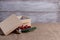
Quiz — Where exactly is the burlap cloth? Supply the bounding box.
[0,23,60,40]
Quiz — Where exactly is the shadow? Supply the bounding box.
[12,30,20,34]
[0,28,21,36]
[0,29,5,36]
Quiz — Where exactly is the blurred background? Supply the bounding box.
[0,0,60,23]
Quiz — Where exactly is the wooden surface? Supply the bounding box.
[0,1,59,23]
[0,23,60,40]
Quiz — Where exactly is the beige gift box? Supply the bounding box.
[17,16,31,27]
[0,14,31,35]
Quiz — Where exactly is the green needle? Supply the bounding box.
[21,27,36,33]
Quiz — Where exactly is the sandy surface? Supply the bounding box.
[0,23,60,40]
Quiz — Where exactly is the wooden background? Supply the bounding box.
[0,0,60,23]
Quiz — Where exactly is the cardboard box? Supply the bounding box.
[17,16,31,27]
[0,14,31,35]
[0,14,21,35]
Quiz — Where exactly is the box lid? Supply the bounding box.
[0,14,21,35]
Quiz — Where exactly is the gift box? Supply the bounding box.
[17,16,31,28]
[0,14,31,35]
[15,16,31,34]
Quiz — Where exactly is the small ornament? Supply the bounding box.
[16,27,22,34]
[27,26,31,28]
[20,25,25,30]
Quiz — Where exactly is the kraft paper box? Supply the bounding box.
[0,14,31,35]
[0,14,21,35]
[17,16,31,27]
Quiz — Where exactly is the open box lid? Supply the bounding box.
[0,14,21,35]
